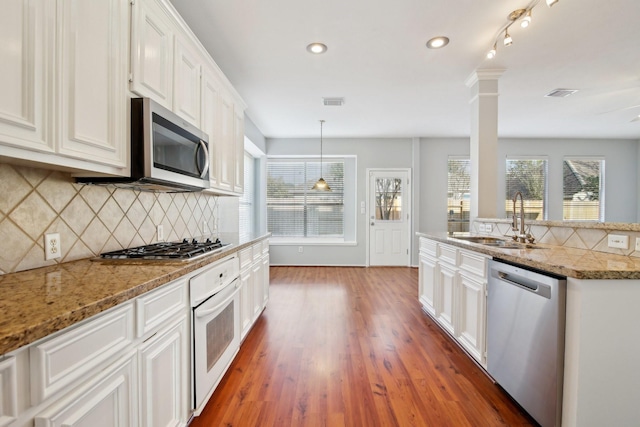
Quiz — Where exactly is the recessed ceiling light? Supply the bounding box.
[426,37,449,49]
[306,43,327,54]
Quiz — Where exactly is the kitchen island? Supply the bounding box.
[417,231,640,427]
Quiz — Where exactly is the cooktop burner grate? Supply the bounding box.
[101,238,229,260]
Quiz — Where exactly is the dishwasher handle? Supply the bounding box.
[495,270,552,299]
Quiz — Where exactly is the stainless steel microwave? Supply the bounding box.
[78,97,210,192]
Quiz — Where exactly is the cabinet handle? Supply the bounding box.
[198,139,210,179]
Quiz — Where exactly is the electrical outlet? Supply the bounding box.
[607,234,629,249]
[478,224,486,232]
[486,224,493,233]
[635,237,640,252]
[44,233,61,260]
[157,225,164,241]
[298,246,303,253]
[202,221,209,234]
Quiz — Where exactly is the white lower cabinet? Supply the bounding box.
[138,315,188,427]
[418,253,437,317]
[436,262,457,337]
[238,241,270,340]
[12,278,190,427]
[418,237,489,366]
[34,350,137,427]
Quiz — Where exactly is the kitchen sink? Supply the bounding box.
[451,235,546,250]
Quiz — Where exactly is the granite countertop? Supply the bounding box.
[0,233,270,356]
[417,232,640,280]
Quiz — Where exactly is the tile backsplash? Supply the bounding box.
[474,218,640,258]
[0,163,218,275]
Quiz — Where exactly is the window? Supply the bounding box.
[447,158,470,233]
[267,159,344,238]
[563,158,604,221]
[505,158,547,220]
[239,152,255,241]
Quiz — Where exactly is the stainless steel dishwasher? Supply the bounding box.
[487,259,566,427]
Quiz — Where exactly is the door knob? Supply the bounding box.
[370,222,375,226]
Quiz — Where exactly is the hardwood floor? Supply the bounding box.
[189,266,536,427]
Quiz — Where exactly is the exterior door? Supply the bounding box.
[368,169,410,266]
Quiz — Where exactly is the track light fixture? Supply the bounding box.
[486,0,560,60]
[503,29,513,46]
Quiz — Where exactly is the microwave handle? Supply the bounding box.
[198,139,210,179]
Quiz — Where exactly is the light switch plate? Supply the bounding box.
[608,234,629,249]
[635,237,640,252]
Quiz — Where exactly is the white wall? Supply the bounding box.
[267,137,413,266]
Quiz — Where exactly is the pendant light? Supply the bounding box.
[311,120,332,191]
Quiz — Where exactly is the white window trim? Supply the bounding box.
[267,155,357,244]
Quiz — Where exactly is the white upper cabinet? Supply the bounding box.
[201,67,221,189]
[173,36,201,126]
[130,0,174,109]
[0,0,52,153]
[233,108,245,194]
[0,0,128,174]
[56,0,128,167]
[217,92,235,192]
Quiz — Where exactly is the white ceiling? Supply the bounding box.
[170,0,640,140]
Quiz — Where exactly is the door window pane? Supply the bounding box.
[505,159,547,220]
[374,178,403,221]
[563,159,604,221]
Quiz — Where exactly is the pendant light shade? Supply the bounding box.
[312,120,332,191]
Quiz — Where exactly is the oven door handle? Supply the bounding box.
[195,282,240,318]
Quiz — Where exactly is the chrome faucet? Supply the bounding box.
[511,191,534,244]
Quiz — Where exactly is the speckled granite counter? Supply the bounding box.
[417,232,640,280]
[0,234,270,356]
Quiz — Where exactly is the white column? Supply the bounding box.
[465,69,505,223]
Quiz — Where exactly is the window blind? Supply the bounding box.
[267,159,344,238]
[562,159,604,221]
[505,159,547,220]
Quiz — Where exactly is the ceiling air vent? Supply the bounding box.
[545,88,578,98]
[323,97,344,106]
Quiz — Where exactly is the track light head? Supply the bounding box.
[503,30,513,47]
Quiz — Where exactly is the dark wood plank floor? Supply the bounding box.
[190,266,536,427]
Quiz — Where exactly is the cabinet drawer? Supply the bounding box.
[438,243,457,265]
[252,243,262,262]
[239,247,253,269]
[419,238,437,257]
[136,278,187,337]
[30,303,134,405]
[458,249,488,277]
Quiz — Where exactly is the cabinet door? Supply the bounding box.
[233,108,244,194]
[201,67,220,188]
[436,262,457,336]
[239,267,253,339]
[34,351,137,427]
[457,272,486,365]
[261,254,269,307]
[0,0,53,153]
[418,253,437,317]
[138,315,188,427]
[173,36,201,126]
[131,0,174,108]
[217,93,235,192]
[0,356,17,427]
[56,0,127,168]
[252,261,264,321]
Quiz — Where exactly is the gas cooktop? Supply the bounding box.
[100,238,230,261]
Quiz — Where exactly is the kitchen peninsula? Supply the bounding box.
[418,228,640,427]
